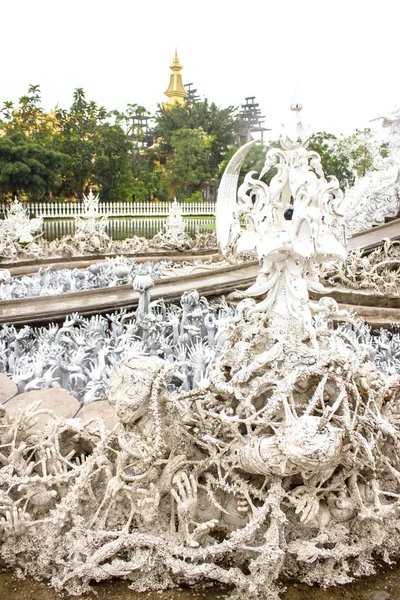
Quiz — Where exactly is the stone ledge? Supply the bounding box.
[4,388,80,432]
[75,400,117,431]
[0,374,18,404]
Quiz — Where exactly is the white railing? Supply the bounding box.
[0,201,216,218]
[43,217,215,241]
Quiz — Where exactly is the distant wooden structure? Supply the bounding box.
[237,96,270,144]
[184,83,201,104]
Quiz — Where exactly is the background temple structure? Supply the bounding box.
[162,50,187,110]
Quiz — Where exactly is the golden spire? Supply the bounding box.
[163,50,187,110]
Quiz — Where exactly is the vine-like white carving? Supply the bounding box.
[1,107,400,600]
[345,108,400,234]
[0,197,43,253]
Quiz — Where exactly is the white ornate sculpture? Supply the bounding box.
[166,197,186,236]
[345,107,400,234]
[320,238,400,296]
[2,107,400,600]
[0,197,43,251]
[0,256,171,300]
[151,199,193,251]
[0,210,216,263]
[217,102,347,343]
[0,293,234,402]
[75,189,110,242]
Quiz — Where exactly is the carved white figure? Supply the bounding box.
[0,197,43,245]
[345,107,400,234]
[165,198,186,237]
[75,189,110,242]
[2,107,400,600]
[320,238,400,296]
[151,199,193,250]
[217,103,347,341]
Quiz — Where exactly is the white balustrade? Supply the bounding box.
[0,201,216,219]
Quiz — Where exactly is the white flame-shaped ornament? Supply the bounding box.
[216,104,347,341]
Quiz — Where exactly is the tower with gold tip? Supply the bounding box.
[162,50,187,110]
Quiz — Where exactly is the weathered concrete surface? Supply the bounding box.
[4,388,80,432]
[75,400,117,430]
[348,217,400,250]
[0,374,18,404]
[310,288,400,327]
[0,261,260,325]
[337,302,400,327]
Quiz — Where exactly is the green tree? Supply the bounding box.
[0,133,66,199]
[308,132,355,188]
[132,151,169,202]
[0,85,57,145]
[55,88,108,198]
[55,89,138,201]
[111,104,152,147]
[165,128,214,198]
[92,123,134,201]
[338,127,386,178]
[154,99,237,176]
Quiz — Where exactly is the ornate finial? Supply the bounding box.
[290,100,303,112]
[164,50,187,109]
[290,87,303,113]
[170,49,183,70]
[280,100,310,150]
[217,106,346,338]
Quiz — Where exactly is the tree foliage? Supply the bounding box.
[55,88,108,198]
[0,133,66,199]
[309,129,388,188]
[308,132,355,188]
[0,85,57,146]
[166,128,214,197]
[92,123,134,202]
[154,100,237,176]
[53,89,134,200]
[0,85,393,203]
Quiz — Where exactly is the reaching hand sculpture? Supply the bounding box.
[2,107,400,600]
[217,103,347,342]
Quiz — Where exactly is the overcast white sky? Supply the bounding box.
[1,0,399,140]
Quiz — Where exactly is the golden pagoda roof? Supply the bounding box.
[163,50,187,109]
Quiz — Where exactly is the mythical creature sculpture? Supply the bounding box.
[344,107,400,234]
[1,298,400,598]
